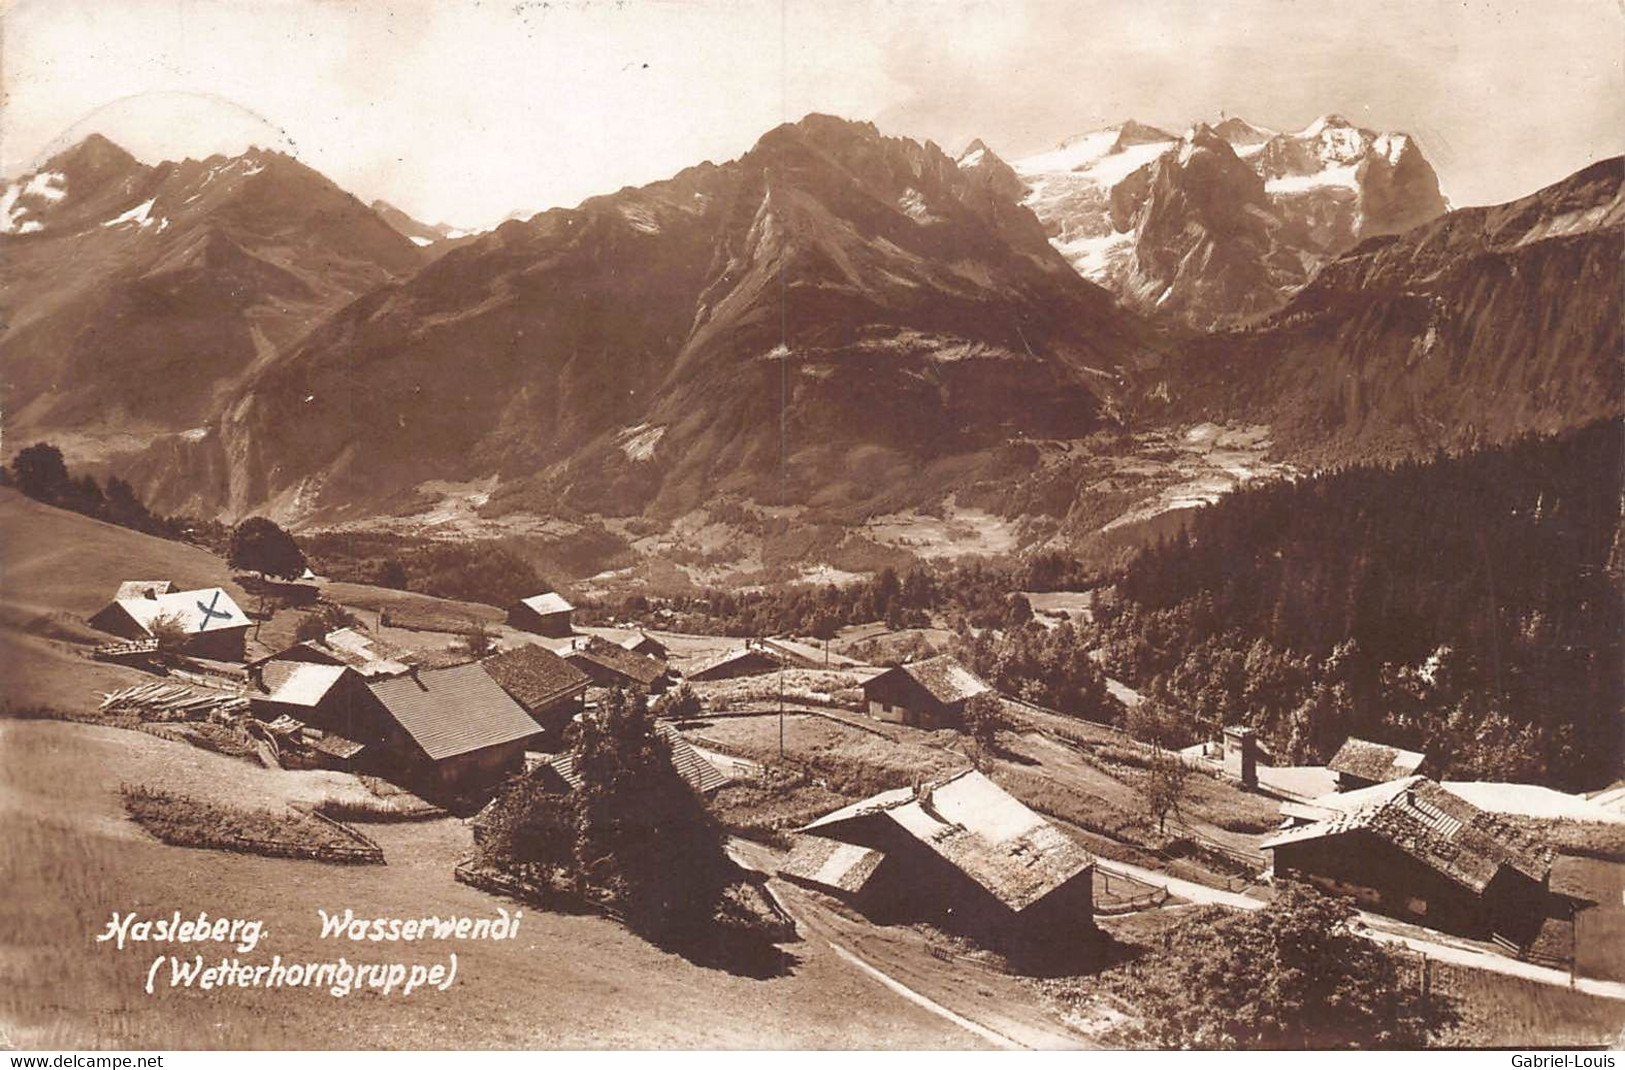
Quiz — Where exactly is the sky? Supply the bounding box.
[3,0,1621,229]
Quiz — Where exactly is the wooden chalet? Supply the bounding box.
[470,723,728,846]
[1263,776,1556,945]
[246,626,414,681]
[248,663,375,767]
[89,586,252,661]
[363,663,541,794]
[564,636,670,694]
[1328,737,1430,791]
[480,644,591,742]
[509,592,575,638]
[784,770,1097,952]
[684,643,783,682]
[860,655,991,729]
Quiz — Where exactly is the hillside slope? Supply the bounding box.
[128,115,1157,523]
[0,137,423,454]
[1143,157,1623,460]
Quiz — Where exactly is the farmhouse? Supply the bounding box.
[509,592,575,638]
[784,770,1097,952]
[364,663,542,794]
[249,663,376,767]
[860,655,991,728]
[480,644,591,742]
[592,628,670,661]
[1328,737,1430,791]
[564,636,670,694]
[247,626,414,680]
[684,644,783,682]
[1262,776,1555,944]
[89,586,252,661]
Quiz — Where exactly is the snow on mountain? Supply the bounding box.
[1013,112,1449,326]
[102,197,156,228]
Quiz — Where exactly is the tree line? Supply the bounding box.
[1092,419,1622,788]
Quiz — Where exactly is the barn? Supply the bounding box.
[480,644,591,743]
[246,627,414,680]
[783,770,1097,953]
[860,655,991,728]
[508,592,575,638]
[1327,737,1430,791]
[684,644,783,682]
[89,586,252,661]
[364,663,542,795]
[248,662,377,767]
[564,636,670,694]
[592,628,670,661]
[1262,776,1555,945]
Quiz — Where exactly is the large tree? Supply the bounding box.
[10,443,71,504]
[227,516,308,580]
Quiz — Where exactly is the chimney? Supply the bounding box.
[1222,725,1258,789]
[408,664,425,690]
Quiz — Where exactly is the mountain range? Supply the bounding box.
[0,115,1618,578]
[1011,114,1450,328]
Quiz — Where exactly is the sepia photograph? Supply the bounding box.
[0,0,1621,1053]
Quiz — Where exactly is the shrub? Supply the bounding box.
[652,683,703,721]
[1095,885,1450,1048]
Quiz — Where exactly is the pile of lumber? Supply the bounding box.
[91,638,160,661]
[98,682,249,721]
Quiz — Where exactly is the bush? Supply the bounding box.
[1090,885,1450,1048]
[652,683,703,721]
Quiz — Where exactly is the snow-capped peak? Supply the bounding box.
[1372,132,1411,166]
[957,138,992,168]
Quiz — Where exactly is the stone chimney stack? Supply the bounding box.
[1222,725,1258,789]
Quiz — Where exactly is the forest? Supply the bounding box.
[1093,419,1622,788]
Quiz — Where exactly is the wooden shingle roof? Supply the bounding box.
[519,592,574,615]
[1262,777,1552,893]
[366,663,539,761]
[1328,737,1428,783]
[779,836,887,895]
[567,636,666,687]
[114,587,251,635]
[799,770,1094,913]
[481,645,590,710]
[543,723,727,796]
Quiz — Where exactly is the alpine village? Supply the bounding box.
[2,101,1622,1050]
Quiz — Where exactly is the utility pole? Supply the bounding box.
[778,653,786,761]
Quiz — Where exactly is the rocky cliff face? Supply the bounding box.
[124,115,1156,523]
[1142,157,1622,458]
[1010,114,1450,327]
